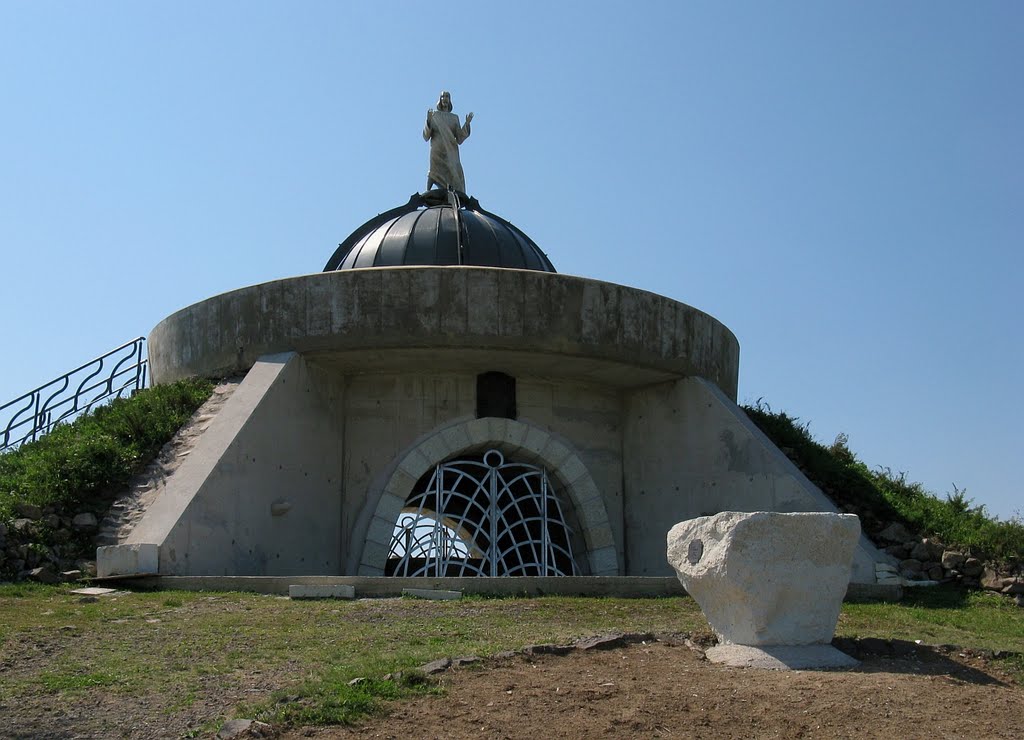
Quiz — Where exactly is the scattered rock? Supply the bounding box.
[71,513,98,531]
[922,538,945,560]
[347,677,367,686]
[941,550,966,570]
[575,632,655,651]
[1002,581,1024,595]
[899,558,922,576]
[961,558,984,577]
[525,643,575,656]
[883,544,908,558]
[877,522,913,544]
[218,718,276,739]
[451,655,481,667]
[14,503,43,520]
[27,566,59,584]
[576,634,629,651]
[12,518,34,533]
[417,658,452,675]
[60,570,83,582]
[910,542,933,562]
[981,568,1003,590]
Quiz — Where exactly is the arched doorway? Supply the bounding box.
[386,449,579,577]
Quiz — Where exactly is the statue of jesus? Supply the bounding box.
[423,91,474,193]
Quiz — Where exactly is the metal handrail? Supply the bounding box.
[0,337,148,451]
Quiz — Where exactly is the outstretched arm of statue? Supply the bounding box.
[422,109,433,141]
[457,112,473,144]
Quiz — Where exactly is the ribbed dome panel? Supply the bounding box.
[324,193,555,273]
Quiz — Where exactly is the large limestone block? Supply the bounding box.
[667,511,860,646]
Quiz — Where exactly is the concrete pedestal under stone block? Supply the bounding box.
[667,511,860,655]
[705,644,859,670]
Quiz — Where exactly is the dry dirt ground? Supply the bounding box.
[292,640,1024,740]
[3,633,1023,738]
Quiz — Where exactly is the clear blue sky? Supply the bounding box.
[1,2,1020,519]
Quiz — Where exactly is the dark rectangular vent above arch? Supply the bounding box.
[476,371,516,420]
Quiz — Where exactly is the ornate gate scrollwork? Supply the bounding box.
[386,449,579,577]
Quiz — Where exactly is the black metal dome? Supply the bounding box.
[323,191,556,273]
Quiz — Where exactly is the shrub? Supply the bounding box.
[0,378,213,521]
[743,402,1024,563]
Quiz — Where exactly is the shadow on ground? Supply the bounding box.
[833,636,1011,686]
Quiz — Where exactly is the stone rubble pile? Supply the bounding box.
[873,520,1023,606]
[0,501,98,583]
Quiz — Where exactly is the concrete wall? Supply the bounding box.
[148,267,741,400]
[115,353,345,576]
[108,356,627,578]
[310,367,624,575]
[104,352,881,584]
[622,377,878,583]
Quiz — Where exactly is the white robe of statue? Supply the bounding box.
[423,92,473,193]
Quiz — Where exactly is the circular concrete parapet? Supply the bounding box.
[149,266,740,398]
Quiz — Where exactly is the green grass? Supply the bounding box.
[0,585,704,728]
[743,402,1024,562]
[0,377,212,522]
[39,669,123,692]
[1,584,1021,731]
[840,588,1024,652]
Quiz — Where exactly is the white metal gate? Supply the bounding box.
[386,449,579,577]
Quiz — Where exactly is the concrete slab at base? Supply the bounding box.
[402,588,462,600]
[70,587,118,596]
[96,543,158,577]
[706,644,859,670]
[288,584,355,600]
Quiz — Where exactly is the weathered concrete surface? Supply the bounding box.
[288,584,355,599]
[402,588,463,600]
[626,378,881,583]
[96,543,158,578]
[148,267,740,399]
[705,644,859,669]
[135,268,891,585]
[123,352,344,576]
[113,354,621,578]
[667,512,860,646]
